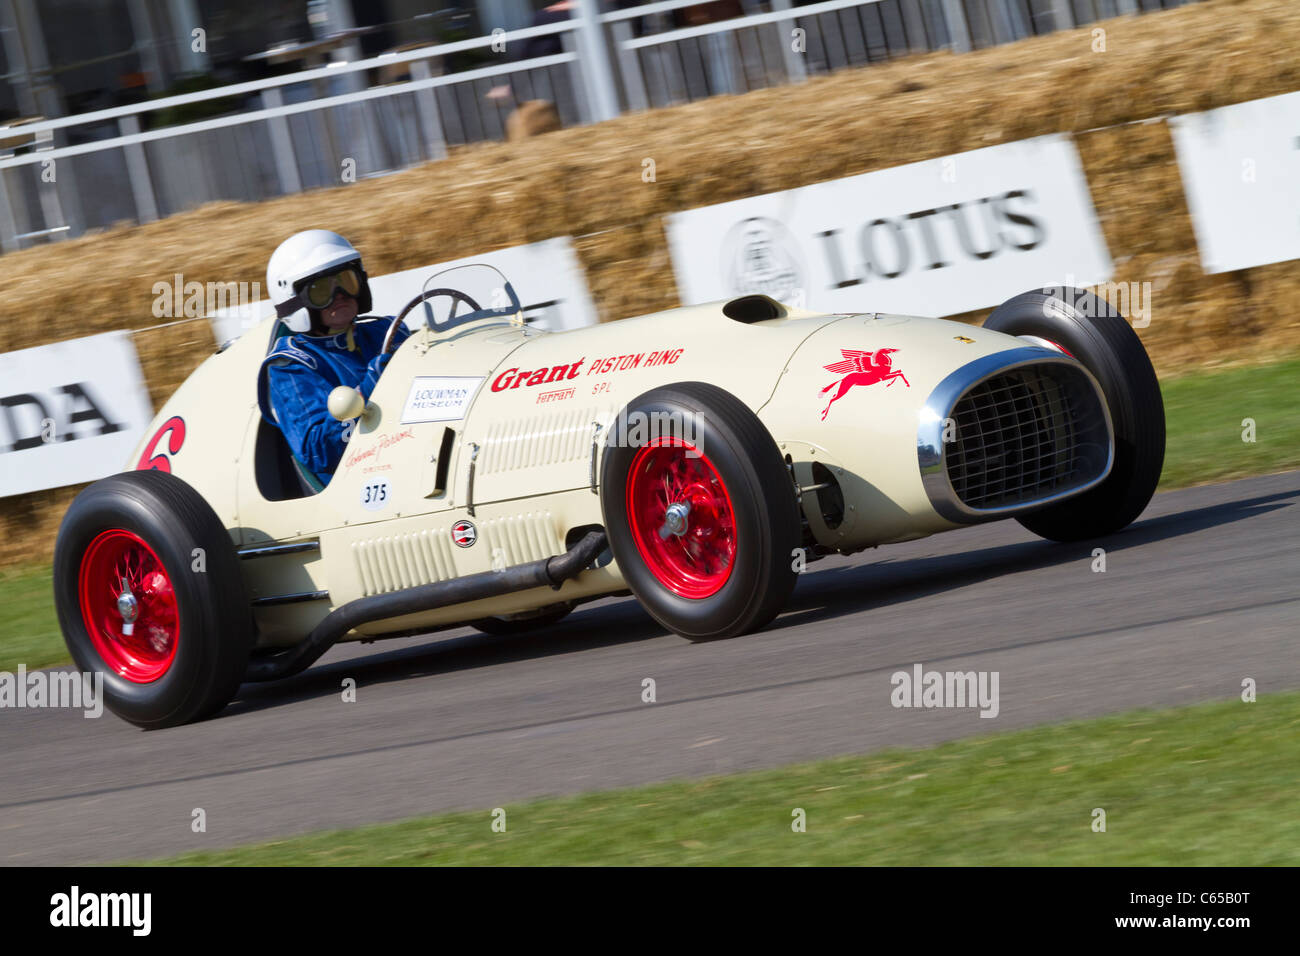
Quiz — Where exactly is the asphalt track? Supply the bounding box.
[2,471,1297,865]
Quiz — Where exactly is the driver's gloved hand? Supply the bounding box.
[358,351,394,402]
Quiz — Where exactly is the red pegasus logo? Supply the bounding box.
[820,348,910,420]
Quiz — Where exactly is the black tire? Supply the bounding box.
[471,603,573,635]
[600,382,800,640]
[53,470,254,728]
[984,287,1165,542]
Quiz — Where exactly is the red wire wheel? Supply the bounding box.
[77,529,179,683]
[625,438,737,599]
[55,470,256,727]
[600,383,800,641]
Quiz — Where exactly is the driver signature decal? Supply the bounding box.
[343,427,416,470]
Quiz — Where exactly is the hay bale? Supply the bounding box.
[506,100,562,141]
[3,0,1297,366]
[4,0,1300,568]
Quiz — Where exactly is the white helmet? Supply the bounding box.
[266,229,373,333]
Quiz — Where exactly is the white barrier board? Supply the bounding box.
[666,134,1112,317]
[0,332,154,497]
[209,236,599,345]
[1169,91,1300,274]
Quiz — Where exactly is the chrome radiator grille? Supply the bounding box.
[932,358,1112,517]
[919,351,1113,523]
[947,368,1081,509]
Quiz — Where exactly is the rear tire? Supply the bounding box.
[984,287,1165,541]
[53,470,254,728]
[600,382,800,640]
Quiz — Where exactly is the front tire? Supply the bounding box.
[53,470,254,728]
[600,382,800,640]
[984,287,1165,541]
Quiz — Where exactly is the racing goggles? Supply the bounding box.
[298,266,361,309]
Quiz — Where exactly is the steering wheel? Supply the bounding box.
[381,287,484,355]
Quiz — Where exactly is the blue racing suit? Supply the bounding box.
[258,317,411,487]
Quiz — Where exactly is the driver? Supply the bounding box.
[259,230,410,487]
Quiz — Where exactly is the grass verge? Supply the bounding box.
[1158,356,1300,490]
[144,689,1300,865]
[3,355,1298,673]
[0,563,62,671]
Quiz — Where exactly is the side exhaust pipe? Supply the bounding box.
[244,530,608,683]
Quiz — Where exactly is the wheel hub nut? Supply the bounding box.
[659,501,691,539]
[116,583,139,637]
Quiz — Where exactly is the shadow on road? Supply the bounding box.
[227,597,665,718]
[226,482,1298,719]
[771,484,1298,634]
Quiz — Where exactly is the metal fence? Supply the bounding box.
[0,0,1198,250]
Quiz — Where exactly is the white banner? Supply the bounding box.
[1169,91,1300,274]
[209,236,599,345]
[666,134,1112,317]
[0,332,154,497]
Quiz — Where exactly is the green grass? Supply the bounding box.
[3,356,1298,673]
[1158,356,1300,490]
[0,563,62,672]
[144,690,1300,865]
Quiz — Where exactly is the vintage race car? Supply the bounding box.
[53,271,1164,727]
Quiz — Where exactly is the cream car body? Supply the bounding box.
[127,292,1110,651]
